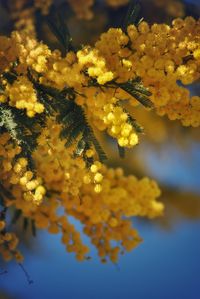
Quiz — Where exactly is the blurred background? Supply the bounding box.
[0,0,200,298]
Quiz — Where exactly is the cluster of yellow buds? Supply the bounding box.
[94,18,200,127]
[10,158,46,205]
[0,133,21,175]
[12,31,51,73]
[4,76,44,117]
[0,222,23,262]
[77,47,114,85]
[83,161,104,193]
[103,104,138,147]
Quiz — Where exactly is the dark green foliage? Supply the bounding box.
[74,138,86,156]
[0,83,4,95]
[32,80,107,164]
[0,183,14,200]
[0,181,14,206]
[130,77,152,96]
[116,80,153,108]
[31,219,37,237]
[2,71,17,84]
[127,112,144,133]
[11,209,37,236]
[117,144,125,158]
[47,7,74,53]
[115,100,144,134]
[57,98,107,163]
[122,0,143,31]
[0,103,42,170]
[0,182,10,233]
[11,209,22,224]
[23,217,29,231]
[0,182,12,235]
[87,76,153,108]
[0,182,14,205]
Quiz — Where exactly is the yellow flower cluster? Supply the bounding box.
[0,11,199,264]
[12,31,51,73]
[3,76,44,117]
[103,103,138,147]
[0,137,23,263]
[12,159,46,206]
[94,18,200,126]
[42,46,114,89]
[76,87,139,147]
[1,122,163,262]
[39,46,140,147]
[42,47,114,96]
[0,134,45,205]
[77,47,114,85]
[95,28,131,82]
[83,162,102,191]
[41,50,85,89]
[1,17,197,151]
[0,229,23,263]
[2,18,198,130]
[0,133,21,176]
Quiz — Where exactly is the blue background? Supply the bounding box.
[1,220,200,299]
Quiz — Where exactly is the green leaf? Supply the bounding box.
[0,181,15,200]
[2,71,17,84]
[23,217,29,232]
[64,124,83,148]
[118,144,125,158]
[86,129,107,163]
[0,194,4,206]
[12,209,22,224]
[74,138,86,156]
[31,220,37,237]
[115,101,144,134]
[0,103,41,170]
[122,0,142,31]
[127,114,144,133]
[55,97,107,164]
[47,8,73,53]
[131,78,151,96]
[28,77,107,166]
[117,81,153,108]
[0,83,4,95]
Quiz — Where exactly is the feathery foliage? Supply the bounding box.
[122,0,143,31]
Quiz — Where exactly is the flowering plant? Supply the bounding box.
[0,0,199,265]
